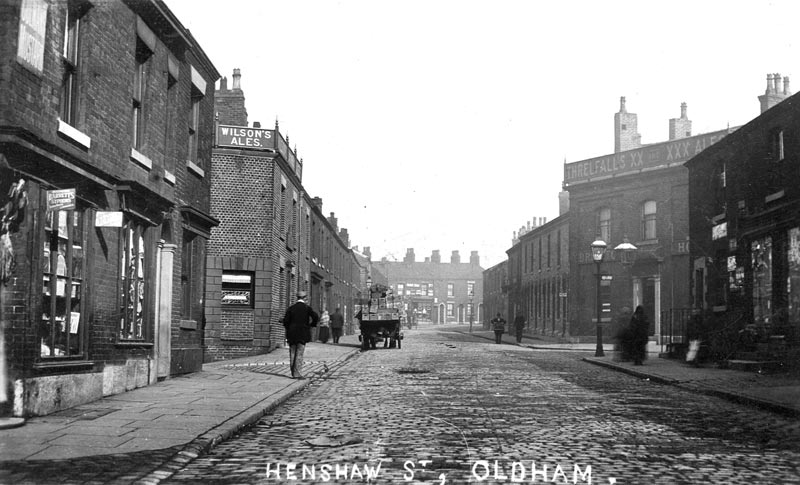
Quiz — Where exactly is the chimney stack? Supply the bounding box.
[232,68,242,90]
[669,102,692,141]
[759,72,791,113]
[364,246,372,261]
[614,96,642,153]
[404,248,415,263]
[470,250,480,266]
[214,69,248,126]
[451,250,461,264]
[431,250,441,263]
[327,212,338,232]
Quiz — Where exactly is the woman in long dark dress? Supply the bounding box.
[630,305,649,365]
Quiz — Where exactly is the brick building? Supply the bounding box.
[372,249,484,324]
[482,260,508,326]
[562,93,753,343]
[686,74,798,363]
[205,71,364,361]
[506,214,570,336]
[0,0,219,416]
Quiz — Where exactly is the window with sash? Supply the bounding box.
[132,36,152,149]
[60,0,89,125]
[642,200,657,240]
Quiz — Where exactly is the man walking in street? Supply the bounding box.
[282,291,319,379]
[330,307,344,344]
[513,313,526,344]
[491,313,506,344]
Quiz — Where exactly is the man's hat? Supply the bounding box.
[297,290,308,299]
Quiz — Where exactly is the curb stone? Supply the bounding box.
[134,352,358,484]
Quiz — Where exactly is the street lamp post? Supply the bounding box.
[591,238,607,357]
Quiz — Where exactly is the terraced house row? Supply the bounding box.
[0,0,369,418]
[491,74,799,369]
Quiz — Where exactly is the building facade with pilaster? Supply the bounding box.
[205,71,364,361]
[561,77,787,344]
[0,0,219,417]
[686,75,799,364]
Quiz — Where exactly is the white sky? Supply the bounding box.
[167,0,800,268]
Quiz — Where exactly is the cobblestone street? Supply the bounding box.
[163,328,800,484]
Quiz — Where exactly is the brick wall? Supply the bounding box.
[1,0,219,414]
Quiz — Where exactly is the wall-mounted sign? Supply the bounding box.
[17,0,47,73]
[95,211,123,227]
[46,188,75,211]
[217,124,275,150]
[564,129,732,186]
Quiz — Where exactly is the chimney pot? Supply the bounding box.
[232,68,242,90]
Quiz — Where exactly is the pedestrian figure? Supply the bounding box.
[613,306,633,361]
[319,310,330,343]
[282,291,319,379]
[491,313,506,344]
[330,307,344,344]
[630,305,649,365]
[513,313,526,344]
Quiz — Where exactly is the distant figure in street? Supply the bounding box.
[614,306,633,361]
[513,313,526,344]
[330,307,345,344]
[319,310,331,343]
[282,291,319,379]
[629,305,649,365]
[491,313,506,344]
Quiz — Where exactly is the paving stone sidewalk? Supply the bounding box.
[455,325,800,417]
[0,337,361,464]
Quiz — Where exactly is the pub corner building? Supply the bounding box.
[0,0,220,418]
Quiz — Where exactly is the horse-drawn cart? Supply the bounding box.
[357,284,403,350]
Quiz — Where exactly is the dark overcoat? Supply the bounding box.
[283,300,320,345]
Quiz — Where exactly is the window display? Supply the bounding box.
[41,209,84,357]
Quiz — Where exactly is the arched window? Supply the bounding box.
[642,200,657,240]
[597,207,611,242]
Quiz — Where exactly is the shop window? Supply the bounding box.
[181,231,206,319]
[119,219,148,340]
[788,228,800,324]
[41,209,86,358]
[751,236,773,325]
[221,271,255,308]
